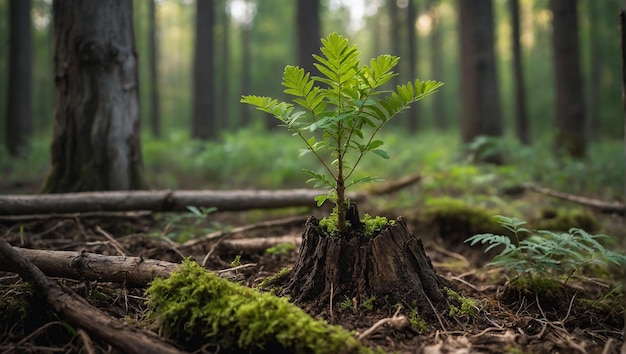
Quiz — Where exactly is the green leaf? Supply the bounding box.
[367,140,384,151]
[372,149,389,159]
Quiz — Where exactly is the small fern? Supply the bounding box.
[465,215,626,284]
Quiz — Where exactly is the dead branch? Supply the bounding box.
[366,172,422,196]
[524,184,625,215]
[0,189,363,216]
[0,247,177,287]
[0,240,183,354]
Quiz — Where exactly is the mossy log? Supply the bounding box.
[285,205,452,322]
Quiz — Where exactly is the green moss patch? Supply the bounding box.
[533,208,600,233]
[419,197,501,240]
[146,259,372,353]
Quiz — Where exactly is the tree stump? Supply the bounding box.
[285,205,452,322]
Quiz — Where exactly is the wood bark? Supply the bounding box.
[285,208,451,322]
[6,0,33,156]
[550,0,586,157]
[459,0,503,146]
[0,189,363,216]
[192,0,216,140]
[0,247,177,287]
[0,240,183,354]
[45,0,147,192]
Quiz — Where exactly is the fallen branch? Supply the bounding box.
[0,189,363,216]
[0,247,177,287]
[0,240,183,354]
[367,172,422,196]
[524,184,625,215]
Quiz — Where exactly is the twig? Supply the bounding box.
[95,226,128,256]
[524,183,624,215]
[77,329,96,354]
[214,263,257,274]
[357,306,407,340]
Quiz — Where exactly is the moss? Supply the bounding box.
[509,275,564,297]
[420,197,501,237]
[360,296,376,312]
[265,243,296,256]
[445,288,478,318]
[533,208,600,233]
[146,259,372,353]
[320,207,394,237]
[256,267,291,290]
[408,308,429,333]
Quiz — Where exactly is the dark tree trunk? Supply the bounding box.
[550,0,586,158]
[388,0,401,88]
[510,0,529,145]
[192,0,215,140]
[148,0,161,138]
[407,0,419,132]
[285,205,451,322]
[428,0,446,130]
[458,0,503,145]
[6,0,33,156]
[219,0,230,130]
[296,0,321,78]
[240,21,252,126]
[44,0,147,193]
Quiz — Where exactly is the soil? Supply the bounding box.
[0,204,624,353]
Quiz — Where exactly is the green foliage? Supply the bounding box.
[265,243,296,256]
[465,216,626,284]
[319,207,395,237]
[230,255,241,267]
[408,308,429,333]
[153,206,218,243]
[242,32,442,233]
[340,296,354,311]
[445,288,478,318]
[360,296,376,312]
[146,259,370,353]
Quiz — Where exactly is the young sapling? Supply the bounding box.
[242,32,442,234]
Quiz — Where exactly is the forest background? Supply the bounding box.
[0,0,623,196]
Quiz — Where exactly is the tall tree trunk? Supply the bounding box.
[192,0,215,140]
[429,0,446,130]
[550,0,586,157]
[586,0,601,138]
[407,0,419,132]
[510,0,529,145]
[296,0,321,78]
[44,0,147,193]
[240,21,252,127]
[148,0,161,138]
[219,0,230,131]
[458,0,503,150]
[6,0,33,156]
[388,0,401,89]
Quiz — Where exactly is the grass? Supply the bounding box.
[0,128,623,203]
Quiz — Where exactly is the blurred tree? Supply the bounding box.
[239,1,255,127]
[192,0,216,140]
[296,0,321,77]
[6,0,32,156]
[217,0,230,130]
[510,0,529,145]
[427,0,446,130]
[550,0,586,157]
[406,0,419,132]
[43,0,147,192]
[148,0,161,138]
[458,0,503,153]
[388,0,401,89]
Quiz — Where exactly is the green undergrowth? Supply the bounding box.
[146,259,373,353]
[319,206,394,236]
[417,197,503,238]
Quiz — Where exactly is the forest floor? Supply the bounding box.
[0,188,624,353]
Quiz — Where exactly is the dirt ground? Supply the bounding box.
[0,203,624,353]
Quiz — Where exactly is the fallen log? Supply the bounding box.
[524,184,625,215]
[0,248,177,287]
[0,189,364,216]
[0,240,183,354]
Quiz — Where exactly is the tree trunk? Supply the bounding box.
[148,0,161,138]
[550,0,586,158]
[458,0,503,148]
[6,0,33,156]
[285,205,451,322]
[510,0,529,145]
[240,17,252,126]
[407,0,419,132]
[218,0,230,131]
[428,0,446,130]
[192,0,215,140]
[44,0,147,193]
[296,0,321,78]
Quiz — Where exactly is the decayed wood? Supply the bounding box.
[0,240,183,354]
[0,189,364,216]
[0,248,177,287]
[525,184,625,215]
